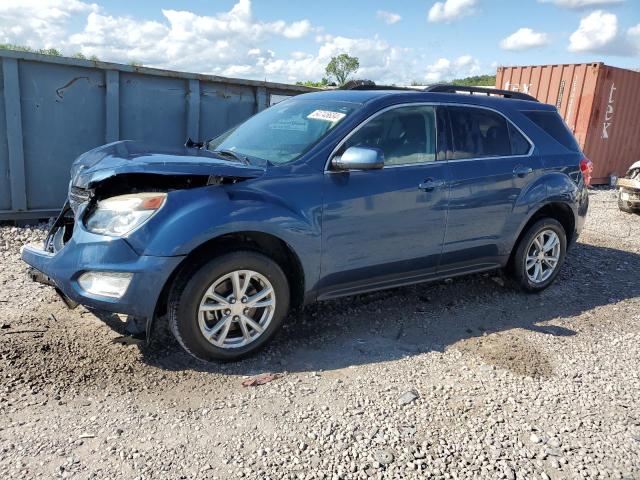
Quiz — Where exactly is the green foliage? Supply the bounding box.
[0,44,100,61]
[450,74,496,87]
[295,78,331,88]
[128,61,143,67]
[39,48,61,56]
[325,54,360,86]
[0,44,61,56]
[411,74,496,87]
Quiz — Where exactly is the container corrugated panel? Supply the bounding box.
[496,63,640,184]
[583,66,640,184]
[0,50,314,220]
[0,63,10,211]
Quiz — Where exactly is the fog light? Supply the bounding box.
[78,271,132,298]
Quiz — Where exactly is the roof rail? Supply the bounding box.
[341,80,415,91]
[424,84,539,102]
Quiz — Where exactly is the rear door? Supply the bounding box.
[319,104,450,297]
[440,105,540,273]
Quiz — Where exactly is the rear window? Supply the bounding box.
[524,110,580,152]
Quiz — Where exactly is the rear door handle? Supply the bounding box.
[418,178,445,191]
[513,165,533,177]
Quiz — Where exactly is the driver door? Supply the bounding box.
[318,104,450,299]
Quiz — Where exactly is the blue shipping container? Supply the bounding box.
[0,50,313,220]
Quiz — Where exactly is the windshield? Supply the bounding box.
[207,98,359,165]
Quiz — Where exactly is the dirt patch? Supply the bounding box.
[456,332,553,378]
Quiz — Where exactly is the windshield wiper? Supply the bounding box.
[212,149,250,165]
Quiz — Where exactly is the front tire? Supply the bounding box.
[509,218,567,292]
[168,251,290,362]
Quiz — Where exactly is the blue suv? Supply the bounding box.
[22,85,590,361]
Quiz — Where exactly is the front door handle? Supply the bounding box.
[513,165,533,177]
[418,179,445,191]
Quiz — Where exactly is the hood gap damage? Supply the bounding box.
[49,172,249,254]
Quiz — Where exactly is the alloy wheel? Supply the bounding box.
[525,229,561,284]
[197,270,275,349]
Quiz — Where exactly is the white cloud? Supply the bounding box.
[568,10,618,53]
[0,0,489,85]
[428,0,478,23]
[263,35,417,85]
[282,20,312,39]
[63,0,315,73]
[538,0,624,9]
[0,0,98,48]
[424,55,481,83]
[376,10,402,25]
[567,9,637,55]
[628,23,640,49]
[500,28,550,51]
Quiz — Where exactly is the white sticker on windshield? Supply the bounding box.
[307,110,346,122]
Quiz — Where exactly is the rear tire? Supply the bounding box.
[509,218,567,293]
[168,251,290,362]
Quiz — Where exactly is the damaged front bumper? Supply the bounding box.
[21,213,184,322]
[617,177,640,208]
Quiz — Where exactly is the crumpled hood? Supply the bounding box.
[626,160,640,173]
[70,140,266,189]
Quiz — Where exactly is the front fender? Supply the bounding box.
[125,179,323,295]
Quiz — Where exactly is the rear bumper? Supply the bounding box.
[572,185,589,245]
[21,231,184,320]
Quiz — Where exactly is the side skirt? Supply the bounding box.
[316,263,502,302]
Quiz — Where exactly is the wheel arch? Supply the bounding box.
[508,202,576,267]
[149,230,307,338]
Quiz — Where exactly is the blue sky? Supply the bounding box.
[1,0,639,84]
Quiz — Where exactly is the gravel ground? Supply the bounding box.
[1,188,639,480]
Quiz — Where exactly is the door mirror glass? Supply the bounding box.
[331,146,384,171]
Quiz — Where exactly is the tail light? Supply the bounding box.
[580,157,593,187]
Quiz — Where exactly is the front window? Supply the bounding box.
[207,98,359,165]
[341,105,437,166]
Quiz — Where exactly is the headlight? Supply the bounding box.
[85,192,166,236]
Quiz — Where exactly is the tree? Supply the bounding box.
[325,54,360,87]
[451,74,496,87]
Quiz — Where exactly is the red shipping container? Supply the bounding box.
[496,63,640,184]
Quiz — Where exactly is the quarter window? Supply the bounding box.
[343,105,437,166]
[448,107,512,159]
[509,123,531,155]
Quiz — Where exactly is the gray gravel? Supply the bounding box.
[1,188,639,479]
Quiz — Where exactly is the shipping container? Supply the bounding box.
[0,50,314,220]
[496,63,640,184]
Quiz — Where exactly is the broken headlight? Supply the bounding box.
[85,193,166,236]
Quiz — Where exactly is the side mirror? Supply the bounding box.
[331,146,384,171]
